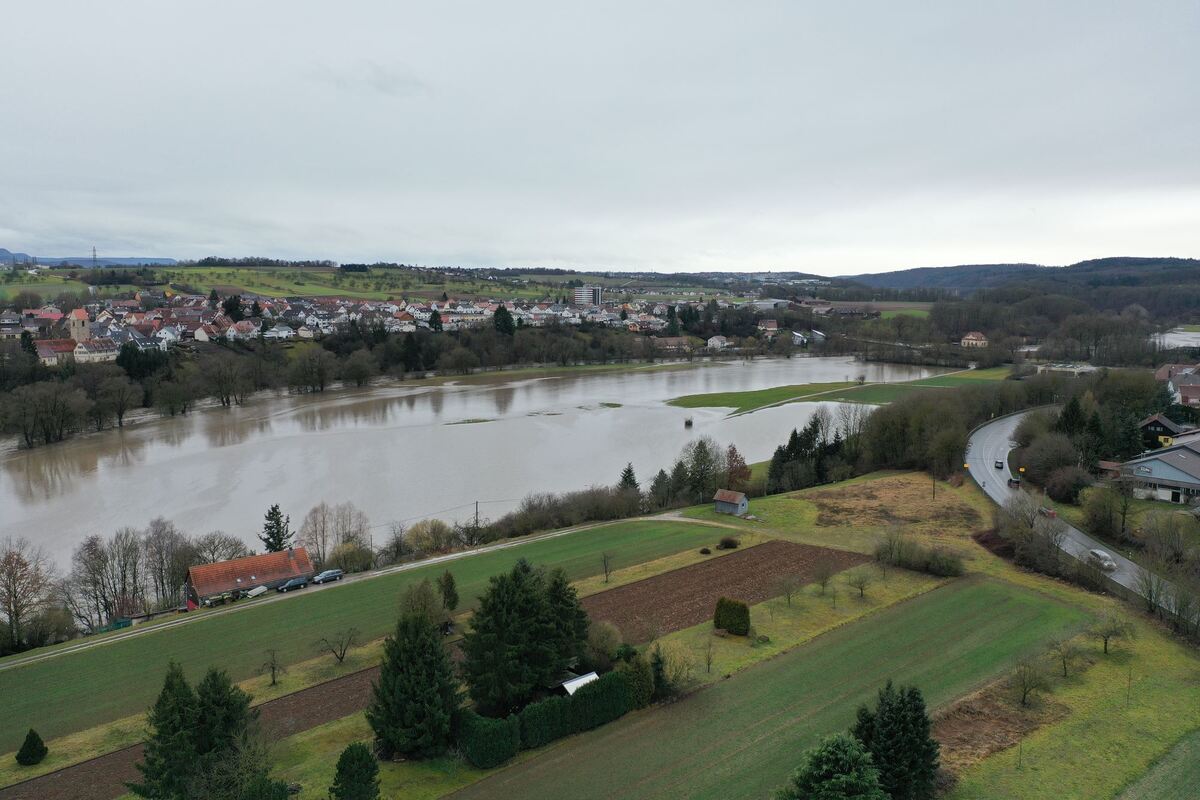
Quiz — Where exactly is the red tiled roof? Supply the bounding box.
[713,489,747,504]
[187,548,313,598]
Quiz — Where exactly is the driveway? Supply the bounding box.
[965,411,1146,597]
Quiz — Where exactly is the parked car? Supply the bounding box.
[245,585,268,599]
[1007,477,1021,489]
[276,577,308,593]
[1088,549,1118,571]
[994,460,1005,470]
[1037,506,1057,518]
[312,569,345,585]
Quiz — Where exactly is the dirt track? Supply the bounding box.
[582,539,868,642]
[0,666,381,800]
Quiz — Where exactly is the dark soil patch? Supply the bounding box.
[973,529,1015,559]
[933,685,1068,775]
[582,540,868,642]
[0,666,381,800]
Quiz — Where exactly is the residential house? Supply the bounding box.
[757,319,779,338]
[1139,413,1194,449]
[960,331,989,348]
[1121,441,1200,504]
[185,548,315,608]
[706,335,728,350]
[73,338,119,363]
[34,338,78,366]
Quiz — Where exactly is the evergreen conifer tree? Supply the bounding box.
[436,570,459,613]
[648,469,671,508]
[618,463,639,491]
[493,306,516,336]
[851,681,939,800]
[461,560,557,715]
[329,742,381,800]
[774,733,886,800]
[544,568,589,668]
[429,309,443,332]
[194,668,255,766]
[367,612,459,758]
[259,504,292,552]
[128,662,199,799]
[14,729,47,766]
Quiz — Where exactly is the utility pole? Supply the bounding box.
[474,500,479,530]
[92,246,98,268]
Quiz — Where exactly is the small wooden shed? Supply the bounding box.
[713,489,749,517]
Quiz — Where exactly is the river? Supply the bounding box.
[0,357,942,567]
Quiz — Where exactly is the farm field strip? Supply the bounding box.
[0,520,715,752]
[451,577,1089,800]
[666,381,856,413]
[1115,728,1200,800]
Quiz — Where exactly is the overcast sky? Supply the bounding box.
[1,1,1197,275]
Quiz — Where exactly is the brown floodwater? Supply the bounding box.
[0,357,942,567]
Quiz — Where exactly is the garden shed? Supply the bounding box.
[713,489,749,516]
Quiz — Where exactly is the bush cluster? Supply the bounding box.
[716,536,740,550]
[714,597,751,635]
[874,533,964,577]
[15,729,47,766]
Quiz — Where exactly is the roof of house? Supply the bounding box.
[713,489,748,504]
[561,672,600,696]
[1139,413,1192,435]
[187,548,314,598]
[962,331,988,340]
[1124,442,1200,483]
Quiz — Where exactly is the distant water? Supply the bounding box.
[1156,328,1200,349]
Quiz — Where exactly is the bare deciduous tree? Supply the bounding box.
[192,531,249,564]
[813,559,835,596]
[299,502,334,567]
[318,627,359,665]
[1011,657,1051,706]
[1092,611,1135,655]
[602,552,613,584]
[845,569,872,598]
[261,649,285,686]
[775,574,802,607]
[1047,637,1081,677]
[0,537,53,650]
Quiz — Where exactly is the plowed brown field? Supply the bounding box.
[581,539,868,641]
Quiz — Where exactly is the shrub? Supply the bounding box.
[329,741,380,800]
[15,729,47,766]
[518,696,573,750]
[716,536,740,550]
[713,597,751,635]
[874,531,963,577]
[618,656,655,709]
[585,621,623,672]
[1045,466,1091,505]
[570,672,632,733]
[699,547,712,555]
[455,710,519,769]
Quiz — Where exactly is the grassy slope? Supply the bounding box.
[0,520,713,751]
[453,578,1087,800]
[1115,728,1200,800]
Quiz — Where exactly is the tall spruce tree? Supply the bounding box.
[129,662,199,799]
[774,733,886,800]
[618,463,639,491]
[367,612,459,758]
[259,504,292,552]
[194,668,255,766]
[493,305,516,336]
[461,560,558,716]
[436,570,459,613]
[329,742,381,800]
[544,568,590,668]
[852,681,939,800]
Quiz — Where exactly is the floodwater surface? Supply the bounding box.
[0,357,941,566]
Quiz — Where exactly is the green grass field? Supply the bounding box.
[666,381,855,413]
[881,308,930,319]
[453,577,1088,800]
[0,520,714,752]
[1116,728,1200,799]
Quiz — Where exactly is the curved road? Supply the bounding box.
[965,411,1146,596]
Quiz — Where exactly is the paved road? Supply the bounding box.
[965,411,1145,596]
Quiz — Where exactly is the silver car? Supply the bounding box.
[1087,549,1117,571]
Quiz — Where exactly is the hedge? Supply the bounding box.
[456,709,519,769]
[570,672,632,733]
[618,656,654,709]
[518,695,573,750]
[714,596,751,635]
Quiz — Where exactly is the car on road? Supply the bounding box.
[312,569,344,585]
[1087,549,1118,571]
[994,460,1005,469]
[276,577,309,593]
[1037,506,1057,518]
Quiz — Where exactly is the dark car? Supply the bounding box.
[276,577,308,593]
[312,569,344,585]
[994,460,1005,470]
